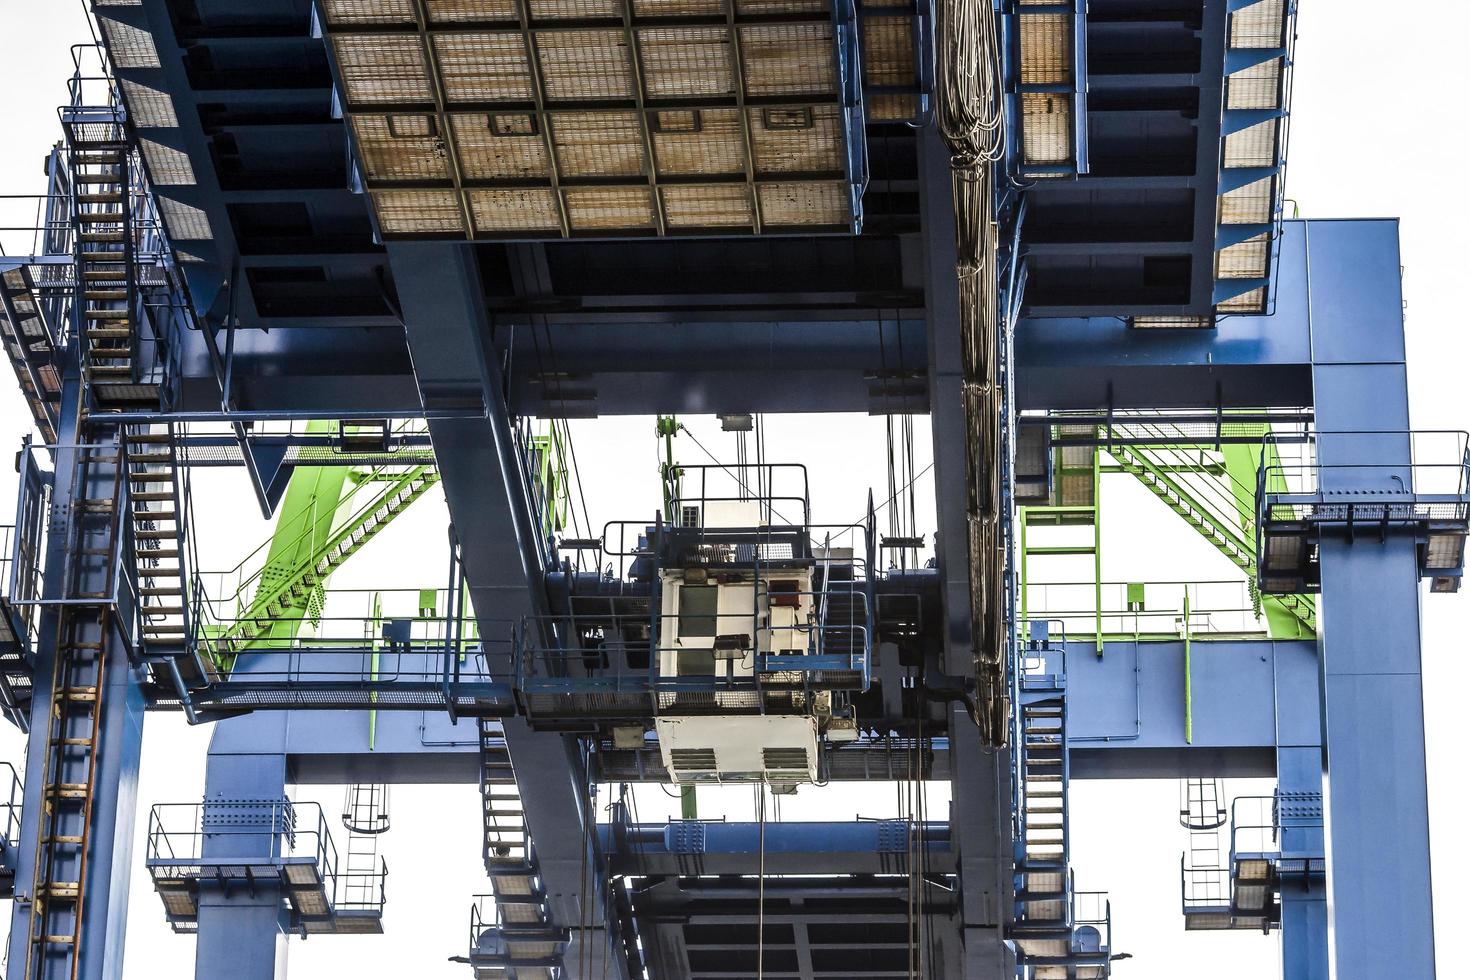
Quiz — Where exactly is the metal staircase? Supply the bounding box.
[1107,440,1317,635]
[124,424,213,692]
[218,465,440,653]
[0,267,62,443]
[64,115,154,409]
[471,719,566,978]
[1011,635,1112,979]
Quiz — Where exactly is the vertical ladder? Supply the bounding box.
[341,784,389,912]
[1020,429,1102,650]
[23,441,125,980]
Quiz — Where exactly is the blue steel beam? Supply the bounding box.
[389,241,623,979]
[601,821,952,876]
[132,222,1394,422]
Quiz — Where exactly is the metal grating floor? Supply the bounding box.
[321,0,870,238]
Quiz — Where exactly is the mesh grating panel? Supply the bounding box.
[861,17,915,89]
[157,198,213,239]
[1217,285,1267,313]
[352,115,452,181]
[639,28,736,98]
[121,80,179,128]
[327,5,854,236]
[1131,315,1214,329]
[537,30,636,101]
[866,92,918,123]
[662,183,753,227]
[99,17,161,68]
[1229,0,1287,48]
[1217,234,1269,279]
[1022,93,1070,165]
[1219,175,1274,224]
[634,0,723,14]
[757,180,848,226]
[333,34,434,104]
[738,0,827,13]
[322,0,417,23]
[551,111,647,177]
[1223,119,1279,168]
[427,0,520,22]
[432,33,534,103]
[470,188,562,232]
[529,0,622,16]
[1019,14,1072,85]
[564,186,657,231]
[372,189,466,233]
[739,24,836,96]
[451,114,549,179]
[652,108,746,176]
[748,105,843,175]
[1226,57,1283,110]
[139,140,197,185]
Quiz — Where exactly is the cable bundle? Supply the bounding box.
[935,0,1009,745]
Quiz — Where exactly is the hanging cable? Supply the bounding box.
[935,0,1009,745]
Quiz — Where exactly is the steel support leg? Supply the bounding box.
[389,242,620,978]
[920,126,1014,978]
[1275,745,1326,980]
[1280,878,1328,980]
[195,889,289,980]
[6,383,148,980]
[192,716,290,979]
[1309,221,1435,979]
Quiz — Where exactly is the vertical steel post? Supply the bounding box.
[5,380,147,980]
[1307,220,1434,979]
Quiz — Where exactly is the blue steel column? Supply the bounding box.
[1275,746,1326,980]
[192,715,290,980]
[389,242,619,978]
[1273,626,1327,980]
[5,381,148,980]
[1306,220,1435,979]
[919,128,1013,979]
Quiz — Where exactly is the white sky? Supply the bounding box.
[0,2,1466,978]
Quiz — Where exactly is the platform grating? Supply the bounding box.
[321,0,863,237]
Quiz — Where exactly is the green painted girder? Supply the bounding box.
[1108,432,1315,638]
[213,462,441,658]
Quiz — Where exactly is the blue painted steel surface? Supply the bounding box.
[1305,219,1435,979]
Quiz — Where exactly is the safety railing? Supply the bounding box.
[0,526,41,655]
[1229,795,1278,860]
[1070,890,1113,961]
[1180,852,1230,911]
[1259,430,1470,521]
[146,798,387,916]
[194,589,511,679]
[1022,579,1275,638]
[147,798,319,867]
[0,761,20,850]
[516,587,871,696]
